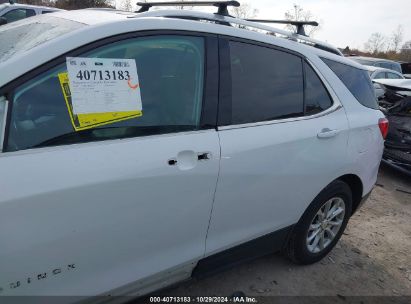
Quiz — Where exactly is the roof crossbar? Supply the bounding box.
[131,10,342,56]
[246,19,319,36]
[136,1,240,16]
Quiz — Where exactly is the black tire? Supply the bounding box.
[286,180,352,264]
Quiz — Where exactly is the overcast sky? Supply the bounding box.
[117,0,411,50]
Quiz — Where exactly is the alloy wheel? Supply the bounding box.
[306,197,346,253]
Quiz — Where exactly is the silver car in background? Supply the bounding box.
[0,1,60,25]
[363,65,405,98]
[350,56,403,74]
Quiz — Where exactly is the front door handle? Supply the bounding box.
[168,151,212,169]
[317,128,340,139]
[197,152,211,161]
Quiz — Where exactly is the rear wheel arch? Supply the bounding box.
[286,180,352,264]
[336,174,363,215]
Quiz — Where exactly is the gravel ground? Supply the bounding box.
[162,164,411,299]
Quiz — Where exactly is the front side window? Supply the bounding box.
[3,9,35,23]
[322,58,378,109]
[6,35,205,152]
[229,41,304,124]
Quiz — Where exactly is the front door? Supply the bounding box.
[0,33,220,296]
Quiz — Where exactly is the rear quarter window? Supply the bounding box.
[322,58,378,110]
[304,62,333,115]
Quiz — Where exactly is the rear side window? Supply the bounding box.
[6,35,205,152]
[379,62,402,73]
[304,62,333,115]
[322,58,378,109]
[387,72,402,79]
[229,41,304,124]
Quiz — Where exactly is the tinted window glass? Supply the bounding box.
[378,61,402,73]
[6,36,205,152]
[387,72,402,79]
[3,9,35,23]
[380,62,391,69]
[229,41,304,124]
[304,62,333,115]
[322,58,378,109]
[373,72,386,79]
[393,64,402,73]
[401,63,411,74]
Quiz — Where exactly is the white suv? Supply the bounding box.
[0,2,386,301]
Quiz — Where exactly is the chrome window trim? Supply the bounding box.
[218,104,342,131]
[218,58,343,131]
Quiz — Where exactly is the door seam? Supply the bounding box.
[203,130,222,257]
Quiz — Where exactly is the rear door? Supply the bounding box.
[205,38,349,255]
[0,33,220,296]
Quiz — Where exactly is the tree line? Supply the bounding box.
[346,25,411,62]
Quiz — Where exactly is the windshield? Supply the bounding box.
[0,15,85,63]
[350,58,374,66]
[0,4,7,14]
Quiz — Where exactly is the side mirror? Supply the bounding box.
[0,17,7,26]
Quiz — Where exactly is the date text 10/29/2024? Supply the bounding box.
[149,297,257,303]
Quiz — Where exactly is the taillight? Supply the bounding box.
[378,118,389,139]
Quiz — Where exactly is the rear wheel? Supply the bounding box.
[286,180,352,264]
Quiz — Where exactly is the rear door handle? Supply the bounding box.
[317,128,340,139]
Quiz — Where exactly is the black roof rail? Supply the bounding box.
[136,1,240,16]
[246,19,318,36]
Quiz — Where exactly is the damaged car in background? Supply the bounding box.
[375,79,411,176]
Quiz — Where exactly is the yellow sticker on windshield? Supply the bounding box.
[58,72,142,131]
